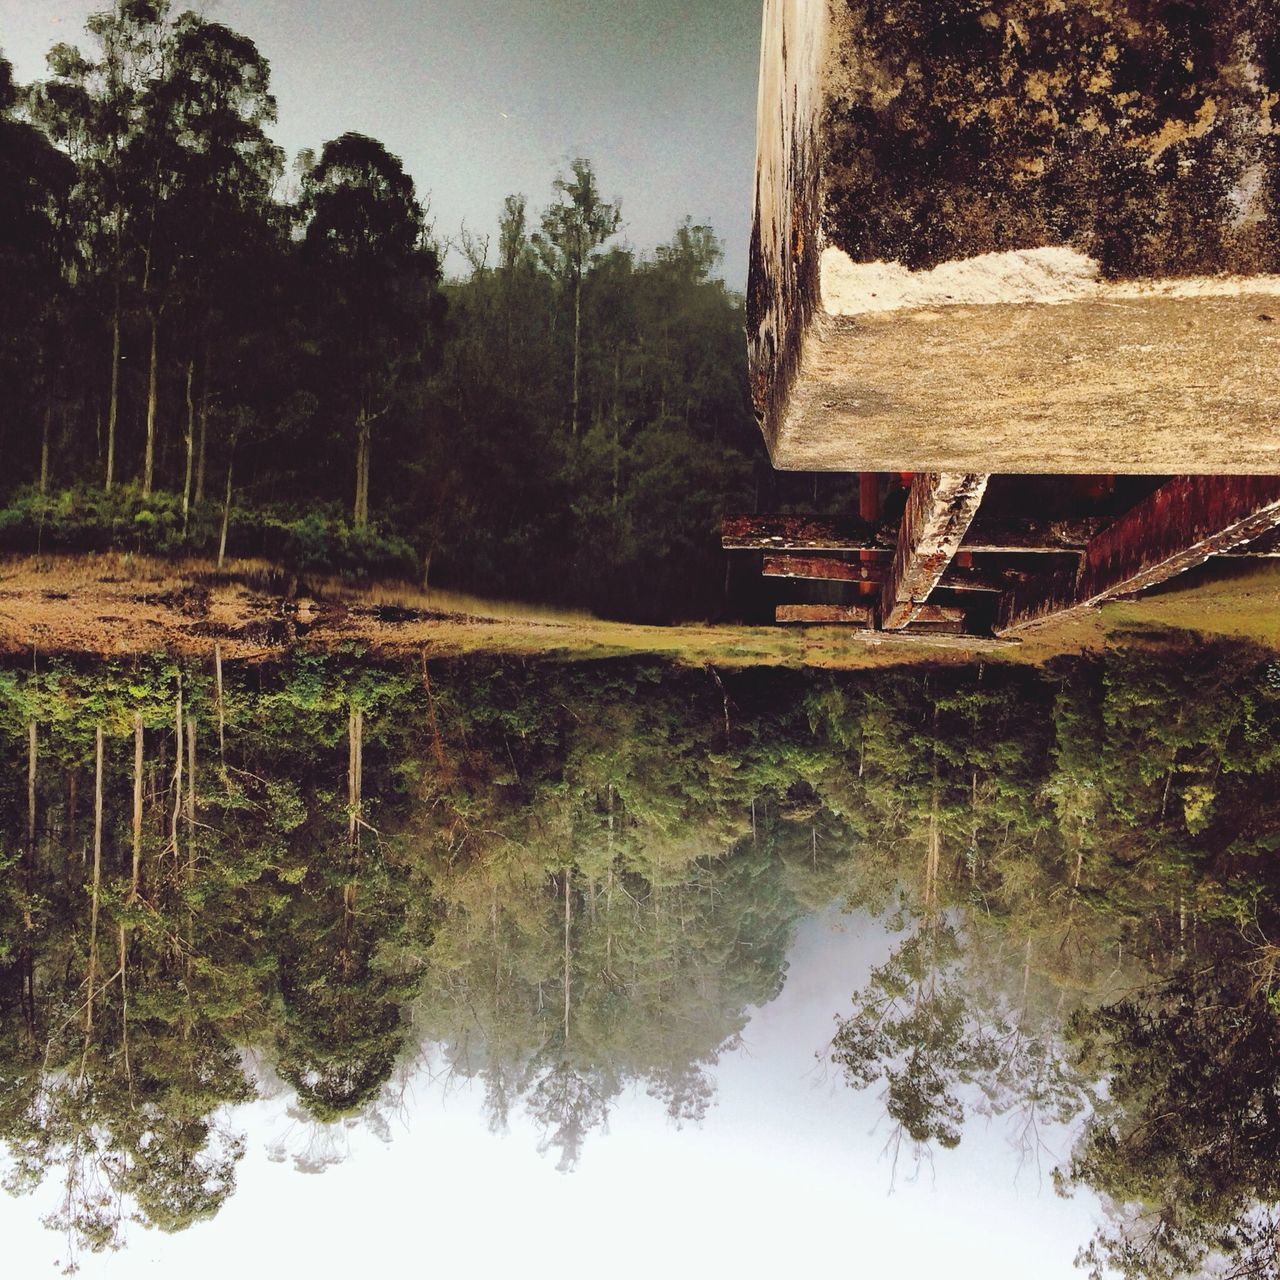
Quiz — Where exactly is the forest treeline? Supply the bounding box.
[0,3,767,621]
[4,643,1280,1276]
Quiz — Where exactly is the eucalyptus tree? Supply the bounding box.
[0,53,74,490]
[533,158,620,436]
[32,0,172,492]
[300,133,444,528]
[144,13,283,520]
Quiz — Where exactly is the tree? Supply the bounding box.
[300,133,444,528]
[533,158,620,436]
[32,0,173,492]
[144,13,283,523]
[0,53,75,488]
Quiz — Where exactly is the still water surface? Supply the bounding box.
[2,643,1277,1277]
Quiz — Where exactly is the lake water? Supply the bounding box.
[3,642,1278,1279]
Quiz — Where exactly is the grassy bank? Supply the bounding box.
[3,549,1279,668]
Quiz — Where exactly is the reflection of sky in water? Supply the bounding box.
[4,909,1102,1279]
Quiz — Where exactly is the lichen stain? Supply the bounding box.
[821,0,1280,278]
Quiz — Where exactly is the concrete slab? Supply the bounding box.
[750,0,1280,473]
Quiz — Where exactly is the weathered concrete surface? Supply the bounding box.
[752,0,1280,472]
[782,292,1280,473]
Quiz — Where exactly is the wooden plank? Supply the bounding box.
[998,476,1280,634]
[763,554,884,584]
[723,513,1103,554]
[776,604,874,625]
[724,514,893,551]
[762,555,1013,592]
[881,474,990,630]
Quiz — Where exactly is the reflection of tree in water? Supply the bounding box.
[820,643,1280,1280]
[4,643,1280,1276]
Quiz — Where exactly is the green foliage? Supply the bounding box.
[0,484,417,577]
[2,1,762,621]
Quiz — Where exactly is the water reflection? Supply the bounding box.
[2,642,1280,1277]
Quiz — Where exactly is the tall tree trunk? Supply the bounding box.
[571,275,582,437]
[39,402,51,496]
[354,411,370,528]
[217,453,233,569]
[185,715,196,881]
[195,339,210,503]
[27,721,37,858]
[563,867,572,1043]
[181,359,195,534]
[170,681,183,865]
[105,288,121,493]
[143,313,158,497]
[131,713,143,901]
[85,726,104,1043]
[348,703,363,846]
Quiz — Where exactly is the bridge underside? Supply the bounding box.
[751,0,1280,475]
[745,2,1280,638]
[725,475,1280,642]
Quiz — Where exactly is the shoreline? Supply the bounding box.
[2,551,1279,668]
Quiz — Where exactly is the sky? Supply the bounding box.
[0,0,763,285]
[2,910,1105,1280]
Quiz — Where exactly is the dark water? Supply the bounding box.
[3,641,1280,1278]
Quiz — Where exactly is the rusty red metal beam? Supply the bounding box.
[723,513,1103,554]
[763,554,883,583]
[881,474,990,630]
[997,476,1280,633]
[762,554,1015,594]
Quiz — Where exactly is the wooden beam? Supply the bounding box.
[724,514,893,551]
[998,476,1280,633]
[776,604,874,625]
[762,555,1014,593]
[723,513,1103,554]
[881,474,990,630]
[763,554,883,583]
[960,519,1103,553]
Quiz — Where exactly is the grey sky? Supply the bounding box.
[2,911,1104,1280]
[0,0,762,285]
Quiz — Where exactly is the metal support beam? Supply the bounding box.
[763,554,882,583]
[723,513,1101,554]
[762,553,1016,593]
[881,474,990,630]
[998,476,1280,634]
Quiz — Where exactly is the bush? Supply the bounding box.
[0,485,419,580]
